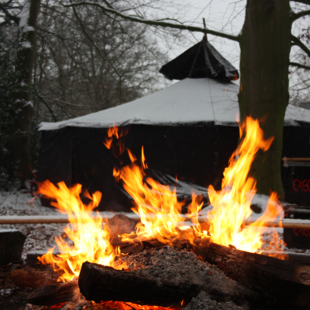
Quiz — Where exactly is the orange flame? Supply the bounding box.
[99,301,181,310]
[39,117,285,285]
[103,125,128,157]
[114,147,197,244]
[207,117,284,254]
[37,181,118,282]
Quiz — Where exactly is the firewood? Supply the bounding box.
[26,279,78,306]
[0,230,26,265]
[79,261,195,307]
[193,242,310,309]
[10,267,56,288]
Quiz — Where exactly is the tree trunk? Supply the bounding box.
[12,0,41,184]
[238,0,291,198]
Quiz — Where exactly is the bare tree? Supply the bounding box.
[0,0,41,186]
[64,0,310,198]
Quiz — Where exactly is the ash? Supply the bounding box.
[183,291,243,310]
[114,246,256,306]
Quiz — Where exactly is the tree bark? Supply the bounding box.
[238,0,291,198]
[12,0,41,184]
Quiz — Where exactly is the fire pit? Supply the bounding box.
[3,118,310,309]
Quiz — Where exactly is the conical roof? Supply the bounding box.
[159,37,239,81]
[39,78,310,131]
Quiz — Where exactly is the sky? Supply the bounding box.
[156,0,310,100]
[165,0,246,70]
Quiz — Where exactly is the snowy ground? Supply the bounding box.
[1,189,310,261]
[0,190,67,259]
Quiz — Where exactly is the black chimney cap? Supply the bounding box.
[160,38,239,81]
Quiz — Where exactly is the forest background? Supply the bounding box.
[0,0,310,192]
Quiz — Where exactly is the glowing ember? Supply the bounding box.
[99,301,182,310]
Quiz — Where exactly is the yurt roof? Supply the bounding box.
[39,78,310,131]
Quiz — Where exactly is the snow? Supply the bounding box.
[0,229,19,233]
[22,25,34,33]
[20,41,32,49]
[0,190,140,258]
[39,78,310,131]
[18,0,31,28]
[39,78,240,130]
[17,0,34,51]
[23,100,33,107]
[1,189,310,261]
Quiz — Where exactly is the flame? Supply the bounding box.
[103,125,119,149]
[38,117,285,286]
[114,147,198,244]
[37,181,118,282]
[207,117,284,254]
[103,125,128,157]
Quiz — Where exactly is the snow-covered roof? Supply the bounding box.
[39,78,310,131]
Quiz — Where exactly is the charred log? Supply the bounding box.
[194,242,310,309]
[26,279,78,306]
[10,267,56,288]
[79,261,195,307]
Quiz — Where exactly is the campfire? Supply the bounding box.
[15,117,310,309]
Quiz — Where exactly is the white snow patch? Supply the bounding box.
[20,41,32,49]
[18,0,31,28]
[23,100,33,107]
[0,229,19,233]
[22,25,34,33]
[1,189,310,260]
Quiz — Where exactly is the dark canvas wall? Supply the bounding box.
[37,128,72,186]
[37,124,239,211]
[37,122,310,211]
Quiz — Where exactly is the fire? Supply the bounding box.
[114,147,198,245]
[37,181,118,282]
[99,301,181,310]
[207,117,284,253]
[103,125,128,156]
[37,116,285,286]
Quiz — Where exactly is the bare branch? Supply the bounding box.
[290,0,310,5]
[70,1,121,77]
[62,1,240,42]
[291,35,310,57]
[290,9,310,23]
[0,2,20,25]
[34,92,58,122]
[290,62,310,70]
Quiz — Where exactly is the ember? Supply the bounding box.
[98,301,181,310]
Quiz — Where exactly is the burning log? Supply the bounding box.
[78,262,192,307]
[194,242,310,309]
[0,230,26,265]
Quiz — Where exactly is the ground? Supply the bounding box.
[0,189,310,309]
